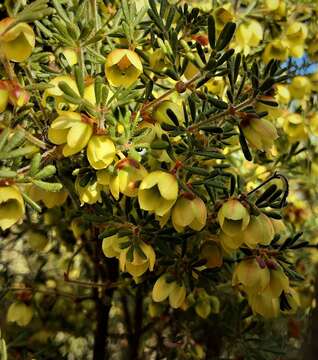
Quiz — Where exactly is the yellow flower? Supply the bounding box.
[97,159,147,199]
[0,82,9,112]
[149,48,169,72]
[241,117,278,151]
[42,76,95,111]
[0,18,35,62]
[102,233,130,258]
[0,186,25,230]
[289,76,312,99]
[28,185,68,208]
[75,178,102,205]
[263,39,289,64]
[218,199,250,236]
[214,6,234,31]
[206,76,225,96]
[105,49,143,87]
[171,195,207,232]
[86,135,116,170]
[248,292,280,318]
[219,231,244,253]
[264,0,286,19]
[309,112,318,136]
[119,241,156,277]
[234,20,263,55]
[275,84,290,104]
[281,287,300,314]
[152,275,186,309]
[138,171,178,216]
[60,47,78,66]
[200,239,223,268]
[7,302,33,326]
[48,111,93,156]
[242,213,274,248]
[283,113,307,142]
[285,22,307,58]
[152,100,185,126]
[184,62,200,80]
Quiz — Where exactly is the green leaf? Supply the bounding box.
[32,180,63,192]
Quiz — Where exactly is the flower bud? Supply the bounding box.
[7,302,33,326]
[0,18,35,62]
[152,100,184,126]
[0,186,25,230]
[138,171,178,216]
[105,49,143,87]
[48,111,93,156]
[241,117,278,151]
[87,135,116,170]
[171,195,207,232]
[217,199,250,236]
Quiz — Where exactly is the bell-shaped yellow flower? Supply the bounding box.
[86,135,116,170]
[0,186,25,230]
[152,100,185,126]
[275,84,290,105]
[0,80,30,110]
[214,6,233,31]
[265,266,289,299]
[171,195,207,232]
[248,292,280,318]
[285,22,307,58]
[264,0,286,19]
[138,171,178,216]
[0,18,35,62]
[281,287,300,314]
[119,241,156,277]
[235,20,263,55]
[219,230,244,253]
[152,274,186,309]
[7,302,33,326]
[263,39,288,64]
[48,111,93,156]
[218,199,250,236]
[200,239,223,268]
[283,113,307,142]
[289,76,312,99]
[242,213,274,248]
[241,117,278,151]
[233,258,270,295]
[75,178,102,205]
[102,234,130,258]
[206,76,225,96]
[97,159,147,199]
[105,49,143,87]
[28,185,68,208]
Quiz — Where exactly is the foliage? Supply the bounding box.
[0,0,318,359]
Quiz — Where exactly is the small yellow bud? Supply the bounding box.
[105,49,143,87]
[0,18,35,62]
[0,186,25,230]
[7,302,33,326]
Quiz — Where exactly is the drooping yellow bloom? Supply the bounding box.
[281,287,300,314]
[241,117,278,151]
[206,76,225,96]
[234,20,263,55]
[105,49,143,87]
[171,195,207,232]
[248,292,280,318]
[0,186,25,230]
[263,39,289,64]
[289,76,312,100]
[86,135,116,170]
[119,241,156,277]
[97,159,147,199]
[275,84,290,105]
[217,199,250,236]
[138,171,178,216]
[152,100,185,126]
[285,22,308,58]
[75,178,102,205]
[200,239,223,268]
[102,234,129,258]
[242,213,274,248]
[152,275,186,309]
[219,231,244,253]
[283,113,307,142]
[7,302,33,326]
[213,6,234,31]
[28,185,68,208]
[0,18,35,62]
[48,111,93,156]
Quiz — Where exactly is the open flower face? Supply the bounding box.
[119,241,156,277]
[87,135,116,170]
[48,111,93,156]
[241,117,278,151]
[138,171,178,216]
[105,49,143,87]
[0,18,35,62]
[0,186,25,230]
[171,195,207,232]
[217,199,250,236]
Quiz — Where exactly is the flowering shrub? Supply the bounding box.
[0,0,318,359]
